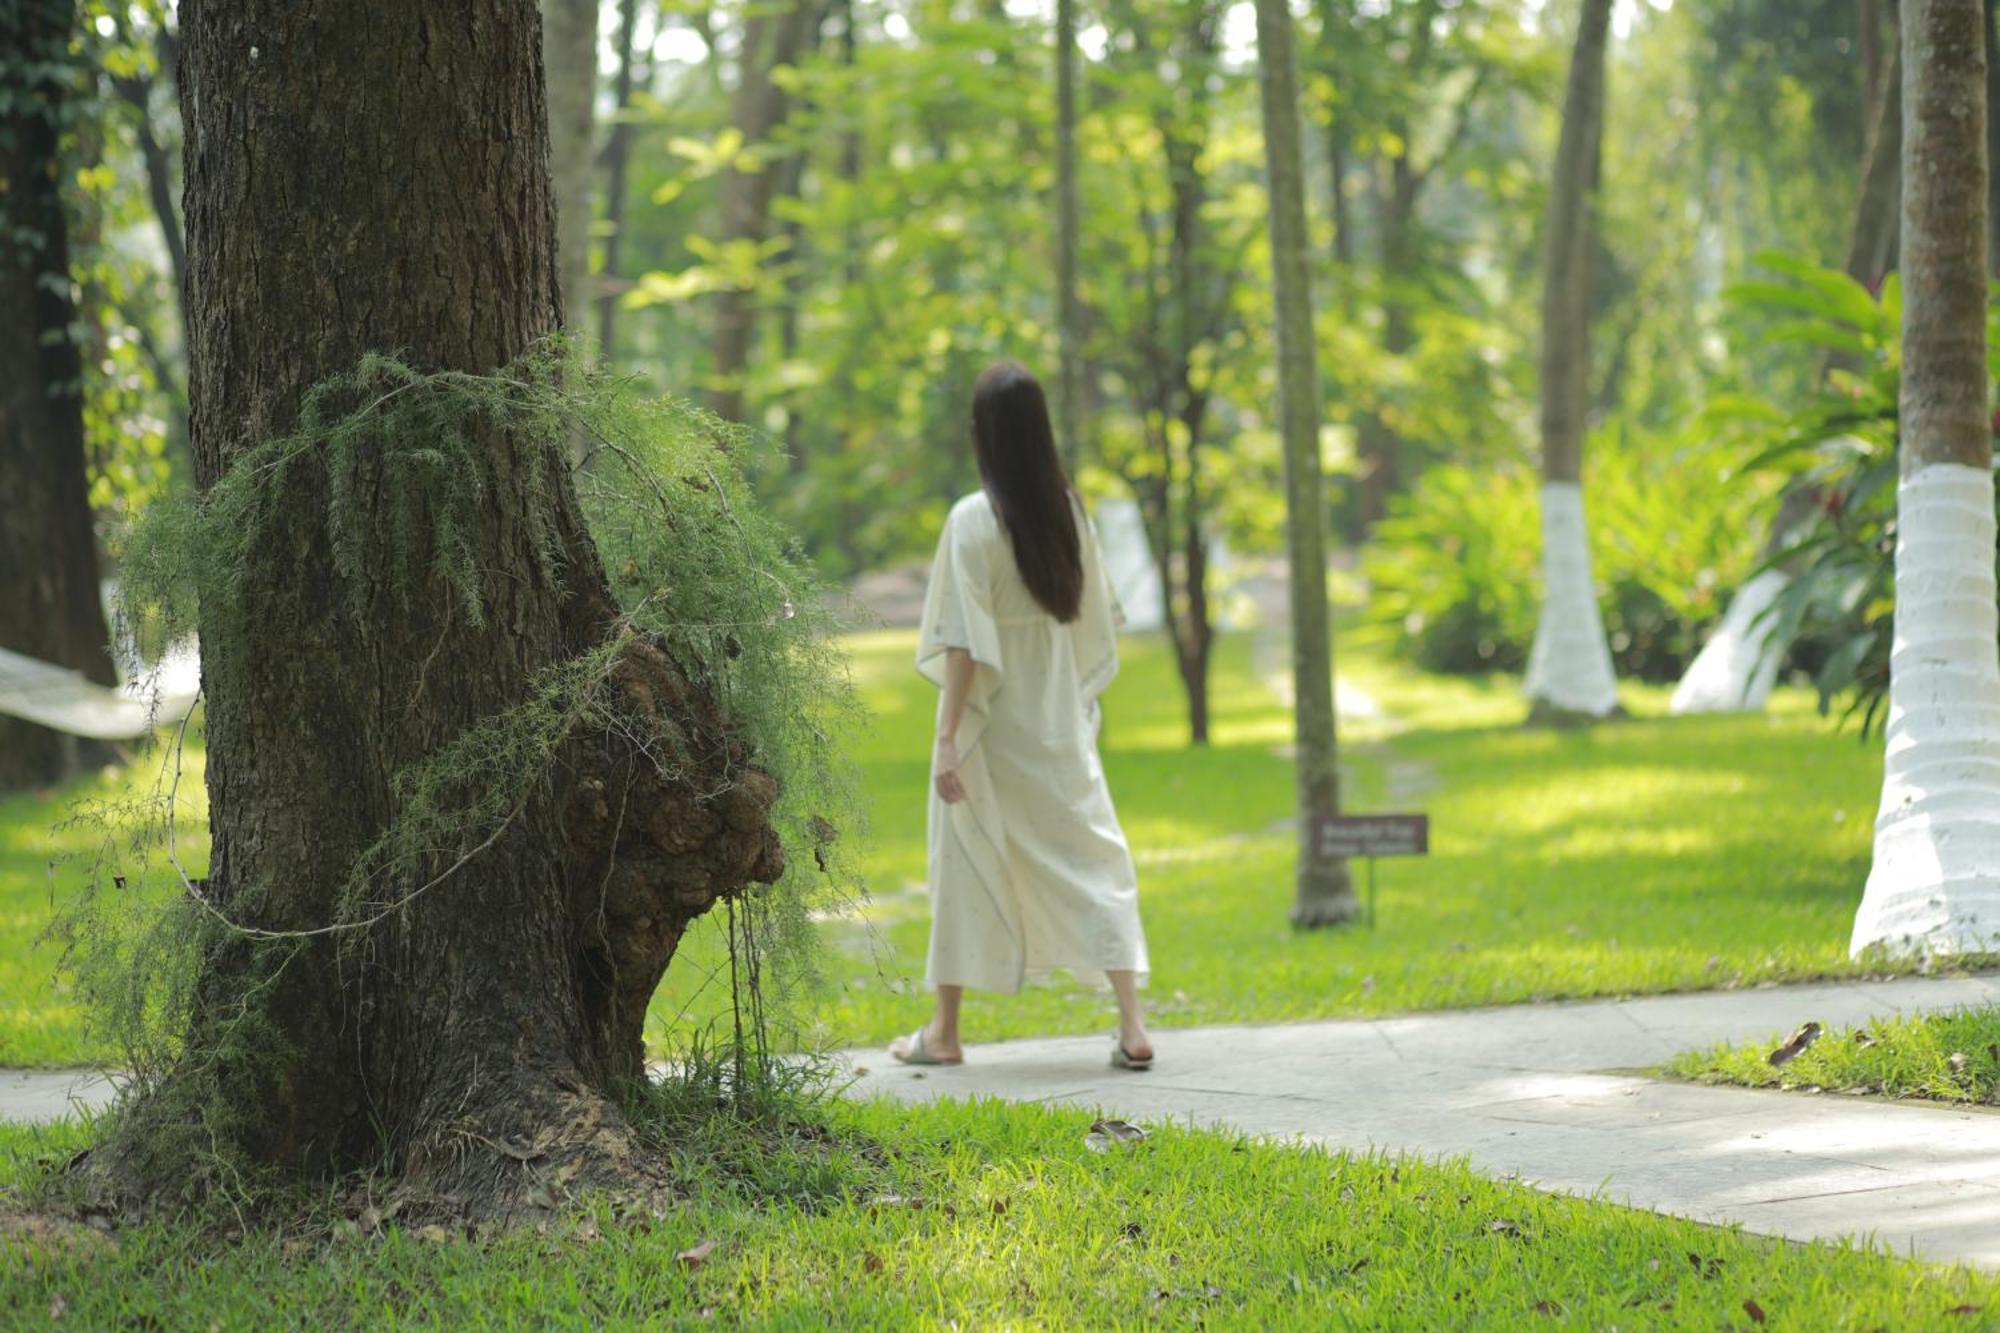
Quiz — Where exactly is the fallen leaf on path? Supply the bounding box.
[677,1239,718,1270]
[1744,1297,1767,1324]
[1767,1023,1822,1068]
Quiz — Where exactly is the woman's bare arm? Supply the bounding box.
[934,647,974,803]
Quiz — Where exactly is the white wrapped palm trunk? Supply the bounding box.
[1669,568,1789,714]
[1851,463,2000,957]
[1524,480,1619,717]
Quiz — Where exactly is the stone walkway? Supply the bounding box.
[842,974,2000,1269]
[9,975,1997,1267]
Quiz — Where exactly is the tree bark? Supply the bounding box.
[103,0,782,1214]
[1255,0,1357,928]
[709,0,821,424]
[0,0,119,794]
[1847,46,1904,289]
[1054,0,1084,473]
[595,0,640,358]
[1853,0,2000,958]
[1538,0,1610,488]
[543,0,599,332]
[1524,0,1619,721]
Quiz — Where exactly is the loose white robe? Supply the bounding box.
[917,491,1150,993]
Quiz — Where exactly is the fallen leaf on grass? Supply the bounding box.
[1687,1253,1725,1279]
[1949,1052,1970,1075]
[1531,1299,1561,1316]
[48,1294,66,1321]
[1085,1119,1148,1152]
[1768,1022,1822,1068]
[1744,1296,1767,1324]
[1854,1031,1876,1049]
[1121,1221,1144,1239]
[1948,1304,1985,1316]
[1486,1219,1522,1238]
[677,1239,718,1270]
[866,1194,921,1211]
[415,1225,451,1244]
[862,1253,884,1275]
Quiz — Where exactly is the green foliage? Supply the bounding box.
[1361,426,1770,680]
[7,1097,1997,1326]
[1707,251,2000,735]
[1668,1006,2000,1105]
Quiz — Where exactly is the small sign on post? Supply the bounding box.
[1311,814,1430,928]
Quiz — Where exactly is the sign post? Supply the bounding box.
[1310,814,1429,927]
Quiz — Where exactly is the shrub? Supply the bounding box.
[1362,428,1770,681]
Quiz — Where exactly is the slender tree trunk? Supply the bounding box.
[709,0,820,423]
[1854,0,2000,958]
[1255,0,1357,928]
[1055,0,1084,472]
[543,0,599,333]
[1524,0,1619,721]
[0,0,118,795]
[1986,0,2000,269]
[99,0,781,1213]
[1848,46,1905,289]
[595,0,640,357]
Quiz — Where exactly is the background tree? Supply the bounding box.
[1054,0,1083,471]
[96,0,785,1212]
[709,0,822,423]
[543,0,600,332]
[1852,0,2000,957]
[1256,0,1357,927]
[0,0,119,794]
[1523,0,1619,721]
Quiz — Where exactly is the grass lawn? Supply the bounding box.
[658,628,1893,1055]
[4,1096,1996,1328]
[1667,1006,2000,1106]
[0,629,1898,1067]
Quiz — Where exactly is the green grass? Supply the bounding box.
[673,628,1892,1055]
[0,631,1899,1067]
[4,1098,1996,1328]
[1666,1006,2000,1105]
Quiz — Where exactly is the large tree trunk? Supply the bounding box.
[97,0,782,1215]
[1255,0,1357,928]
[1054,0,1084,473]
[1854,0,2000,959]
[1523,0,1619,722]
[708,0,821,424]
[543,0,599,332]
[0,0,119,794]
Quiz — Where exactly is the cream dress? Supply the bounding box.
[916,490,1149,992]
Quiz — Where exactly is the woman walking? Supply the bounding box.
[890,361,1154,1070]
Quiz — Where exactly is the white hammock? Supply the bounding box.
[0,637,200,740]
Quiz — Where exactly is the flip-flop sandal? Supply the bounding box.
[1111,1041,1153,1072]
[891,1028,963,1067]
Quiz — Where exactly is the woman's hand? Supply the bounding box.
[934,735,968,804]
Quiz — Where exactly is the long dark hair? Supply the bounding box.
[971,361,1083,623]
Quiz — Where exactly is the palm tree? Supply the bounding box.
[1852,0,2000,957]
